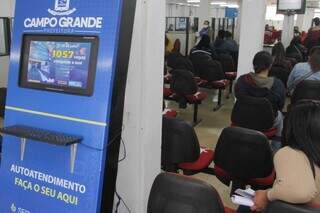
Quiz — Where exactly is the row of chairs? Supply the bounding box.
[158,80,320,212]
[164,52,237,125]
[158,116,320,212]
[148,172,320,213]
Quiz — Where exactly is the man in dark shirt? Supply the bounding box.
[235,51,286,137]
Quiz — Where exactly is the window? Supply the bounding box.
[0,17,11,56]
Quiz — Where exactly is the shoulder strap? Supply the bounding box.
[307,157,316,179]
[288,71,315,93]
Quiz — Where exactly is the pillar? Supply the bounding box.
[199,0,210,29]
[296,8,315,32]
[115,0,164,212]
[237,0,267,77]
[282,15,295,48]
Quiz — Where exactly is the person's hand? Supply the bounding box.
[251,190,269,212]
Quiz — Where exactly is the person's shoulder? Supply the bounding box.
[275,146,306,161]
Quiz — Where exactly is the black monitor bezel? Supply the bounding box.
[276,0,306,15]
[19,34,99,96]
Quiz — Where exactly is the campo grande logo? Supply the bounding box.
[11,203,17,213]
[48,0,77,16]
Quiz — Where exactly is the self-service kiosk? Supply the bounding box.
[0,0,136,212]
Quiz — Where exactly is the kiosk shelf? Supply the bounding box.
[0,125,82,146]
[0,125,81,173]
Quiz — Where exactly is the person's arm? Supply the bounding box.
[287,64,298,89]
[267,148,318,204]
[272,79,286,110]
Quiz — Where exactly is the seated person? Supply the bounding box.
[235,51,286,137]
[250,100,320,212]
[190,34,217,59]
[287,46,320,95]
[213,30,225,49]
[286,36,308,62]
[217,31,239,55]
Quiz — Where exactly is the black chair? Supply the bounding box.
[189,52,228,111]
[167,69,207,125]
[265,201,320,213]
[147,173,236,213]
[162,117,214,174]
[291,80,320,105]
[231,96,277,139]
[213,127,275,194]
[217,54,237,97]
[0,88,7,118]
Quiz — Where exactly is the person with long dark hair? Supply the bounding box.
[272,42,292,71]
[250,100,320,212]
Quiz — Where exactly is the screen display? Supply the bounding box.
[278,0,302,10]
[27,41,91,89]
[19,35,99,96]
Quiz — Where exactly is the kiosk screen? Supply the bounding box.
[19,34,99,96]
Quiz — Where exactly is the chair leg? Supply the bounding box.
[226,80,233,99]
[213,89,223,111]
[193,103,202,126]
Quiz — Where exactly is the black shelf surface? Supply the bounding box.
[0,125,83,146]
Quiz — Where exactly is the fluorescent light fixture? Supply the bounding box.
[225,4,239,8]
[187,0,200,3]
[211,2,227,5]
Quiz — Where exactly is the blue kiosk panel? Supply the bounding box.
[0,0,132,212]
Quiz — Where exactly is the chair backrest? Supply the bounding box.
[217,53,235,73]
[269,65,290,87]
[167,52,194,73]
[162,117,200,166]
[265,201,320,213]
[170,69,198,95]
[214,127,273,179]
[291,80,320,105]
[167,51,184,69]
[189,52,225,81]
[231,96,275,131]
[147,173,226,213]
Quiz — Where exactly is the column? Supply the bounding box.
[199,0,210,29]
[237,0,267,77]
[296,8,315,32]
[282,15,295,48]
[115,0,164,212]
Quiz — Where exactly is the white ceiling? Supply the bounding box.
[167,0,320,8]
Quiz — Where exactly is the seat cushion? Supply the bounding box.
[263,127,277,139]
[225,72,237,80]
[185,91,208,103]
[211,79,229,89]
[163,109,178,118]
[163,88,173,98]
[197,79,229,89]
[214,164,275,188]
[179,147,214,171]
[224,207,237,213]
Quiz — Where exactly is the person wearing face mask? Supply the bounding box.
[199,20,213,41]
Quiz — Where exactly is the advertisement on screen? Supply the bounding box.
[277,0,306,14]
[27,41,91,89]
[278,0,302,10]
